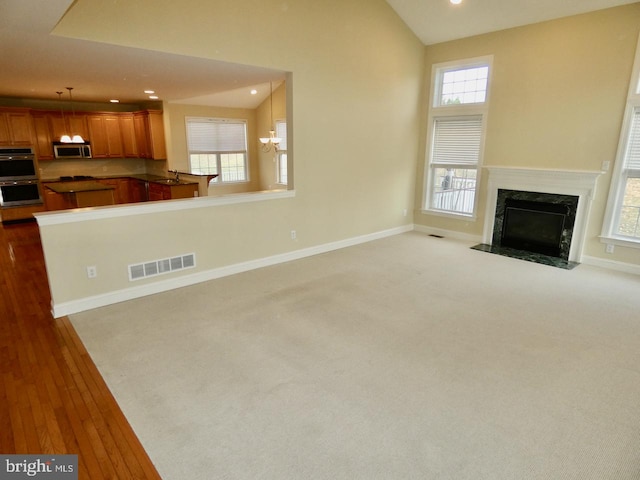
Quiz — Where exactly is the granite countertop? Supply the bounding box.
[44,181,115,194]
[42,174,198,186]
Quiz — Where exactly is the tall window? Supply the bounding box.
[275,120,287,185]
[424,57,492,216]
[186,117,248,183]
[602,35,640,247]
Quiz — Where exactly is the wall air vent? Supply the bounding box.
[128,253,196,281]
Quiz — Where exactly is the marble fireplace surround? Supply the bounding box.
[482,167,602,263]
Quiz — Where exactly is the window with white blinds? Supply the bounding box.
[424,56,492,216]
[431,116,482,166]
[624,107,640,170]
[602,37,640,246]
[185,117,248,183]
[612,106,640,239]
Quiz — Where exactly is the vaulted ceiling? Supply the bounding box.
[0,0,637,107]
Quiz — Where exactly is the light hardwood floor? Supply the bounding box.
[0,219,161,479]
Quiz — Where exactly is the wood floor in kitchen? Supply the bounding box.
[0,219,161,479]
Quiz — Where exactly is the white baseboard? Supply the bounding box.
[581,255,640,276]
[52,224,414,318]
[413,224,483,244]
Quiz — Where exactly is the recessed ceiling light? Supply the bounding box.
[250,89,258,95]
[144,90,155,94]
[149,95,159,100]
[450,0,462,4]
[110,99,120,103]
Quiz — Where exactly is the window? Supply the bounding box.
[424,57,492,217]
[602,36,640,247]
[275,120,287,184]
[186,117,248,183]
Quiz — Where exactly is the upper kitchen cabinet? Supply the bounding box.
[134,110,166,160]
[0,108,33,146]
[32,111,90,160]
[119,113,138,158]
[87,114,124,158]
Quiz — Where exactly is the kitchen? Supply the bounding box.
[0,78,288,223]
[0,106,200,222]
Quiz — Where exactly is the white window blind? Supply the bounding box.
[432,116,482,166]
[186,118,247,152]
[625,107,640,169]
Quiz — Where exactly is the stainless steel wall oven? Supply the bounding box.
[0,147,43,207]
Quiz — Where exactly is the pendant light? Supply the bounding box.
[60,87,85,144]
[259,82,282,152]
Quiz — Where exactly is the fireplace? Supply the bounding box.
[492,190,579,261]
[473,167,602,268]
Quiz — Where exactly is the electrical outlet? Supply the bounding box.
[87,266,97,278]
[403,209,408,217]
[605,244,614,254]
[601,160,610,171]
[290,230,297,240]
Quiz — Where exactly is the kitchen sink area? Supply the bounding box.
[41,173,199,211]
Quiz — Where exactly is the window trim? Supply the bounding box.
[423,55,493,219]
[601,33,640,249]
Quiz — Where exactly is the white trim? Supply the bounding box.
[50,224,414,318]
[482,166,602,263]
[581,255,640,276]
[34,189,295,226]
[413,224,482,244]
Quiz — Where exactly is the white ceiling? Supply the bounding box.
[386,0,639,45]
[0,0,637,107]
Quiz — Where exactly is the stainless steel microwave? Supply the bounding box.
[53,143,92,159]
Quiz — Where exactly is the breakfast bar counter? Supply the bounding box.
[44,181,116,208]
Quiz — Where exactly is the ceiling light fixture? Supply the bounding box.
[144,90,155,94]
[59,87,85,143]
[149,95,159,100]
[259,82,281,153]
[450,0,462,4]
[110,99,120,103]
[250,89,258,95]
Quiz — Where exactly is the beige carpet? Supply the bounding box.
[70,232,640,479]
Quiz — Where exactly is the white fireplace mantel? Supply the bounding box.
[482,166,603,262]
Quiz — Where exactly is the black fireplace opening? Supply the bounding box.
[501,199,568,257]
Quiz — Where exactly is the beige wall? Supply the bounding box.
[415,4,640,265]
[39,0,424,306]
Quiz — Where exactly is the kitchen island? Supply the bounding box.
[44,181,116,208]
[42,175,199,211]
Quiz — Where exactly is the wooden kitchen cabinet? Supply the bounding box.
[87,114,124,158]
[119,114,138,158]
[49,113,89,144]
[0,108,33,146]
[148,182,198,201]
[32,112,55,160]
[42,186,74,211]
[128,178,148,203]
[133,110,166,160]
[31,111,90,160]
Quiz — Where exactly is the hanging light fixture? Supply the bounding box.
[259,82,282,152]
[60,87,85,143]
[56,91,72,143]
